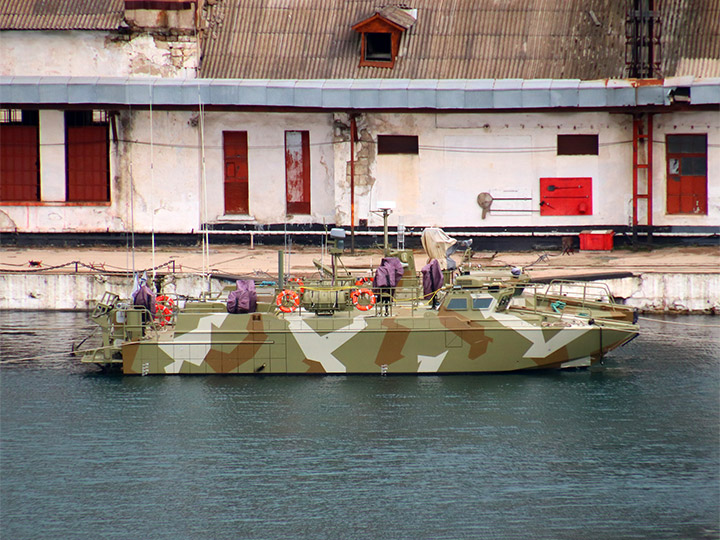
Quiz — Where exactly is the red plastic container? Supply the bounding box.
[579,230,614,251]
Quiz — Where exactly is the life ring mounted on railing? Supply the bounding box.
[351,288,376,311]
[287,277,305,294]
[276,290,300,313]
[156,294,175,309]
[154,294,174,327]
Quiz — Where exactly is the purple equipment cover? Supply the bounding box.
[227,280,257,314]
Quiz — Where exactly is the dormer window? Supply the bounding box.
[352,6,416,69]
[366,33,392,62]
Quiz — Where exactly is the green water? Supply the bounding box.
[1,312,718,540]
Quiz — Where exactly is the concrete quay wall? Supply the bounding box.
[0,272,718,314]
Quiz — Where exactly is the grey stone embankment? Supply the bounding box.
[1,245,718,313]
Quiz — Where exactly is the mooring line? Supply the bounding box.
[638,316,720,328]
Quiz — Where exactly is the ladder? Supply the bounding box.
[632,114,653,243]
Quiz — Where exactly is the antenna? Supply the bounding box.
[371,201,395,256]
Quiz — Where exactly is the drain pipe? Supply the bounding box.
[349,114,358,253]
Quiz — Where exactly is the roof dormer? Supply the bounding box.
[352,6,416,69]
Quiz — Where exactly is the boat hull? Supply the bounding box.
[117,310,636,375]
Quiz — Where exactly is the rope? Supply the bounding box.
[638,316,720,329]
[0,260,178,275]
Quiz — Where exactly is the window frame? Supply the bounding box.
[557,134,599,156]
[285,130,311,215]
[0,109,40,203]
[665,134,708,215]
[377,135,419,155]
[65,110,111,203]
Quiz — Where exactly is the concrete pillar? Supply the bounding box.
[39,110,66,201]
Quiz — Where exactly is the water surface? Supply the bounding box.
[1,312,718,539]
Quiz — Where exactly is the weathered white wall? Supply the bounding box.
[351,111,633,229]
[0,31,197,78]
[340,110,718,231]
[0,109,337,233]
[200,112,337,225]
[1,107,717,234]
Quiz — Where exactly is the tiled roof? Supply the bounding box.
[0,0,124,30]
[199,0,720,80]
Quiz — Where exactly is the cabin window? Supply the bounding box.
[666,134,707,214]
[377,135,418,155]
[0,109,40,202]
[446,297,468,310]
[557,134,598,155]
[471,295,493,310]
[65,110,110,202]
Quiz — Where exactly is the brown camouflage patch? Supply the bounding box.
[303,358,327,373]
[374,318,411,366]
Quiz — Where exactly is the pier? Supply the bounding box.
[1,244,718,313]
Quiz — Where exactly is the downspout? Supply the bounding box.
[349,114,357,253]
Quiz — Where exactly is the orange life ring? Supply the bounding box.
[156,294,174,308]
[355,276,373,287]
[288,277,305,294]
[351,288,376,311]
[154,304,172,326]
[276,289,300,313]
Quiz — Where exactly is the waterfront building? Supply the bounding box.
[1,0,718,245]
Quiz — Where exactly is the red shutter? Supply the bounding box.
[66,125,109,202]
[285,131,311,214]
[223,131,249,214]
[0,125,39,201]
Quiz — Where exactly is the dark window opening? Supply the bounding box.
[378,135,418,155]
[365,32,392,62]
[557,134,599,155]
[66,110,107,127]
[65,110,110,202]
[1,109,38,125]
[0,109,40,202]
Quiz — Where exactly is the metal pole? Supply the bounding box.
[383,209,389,256]
[277,250,284,289]
[350,115,357,253]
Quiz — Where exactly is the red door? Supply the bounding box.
[666,135,707,215]
[223,131,249,214]
[66,125,109,202]
[0,125,39,201]
[285,131,311,214]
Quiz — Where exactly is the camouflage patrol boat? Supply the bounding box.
[81,269,638,375]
